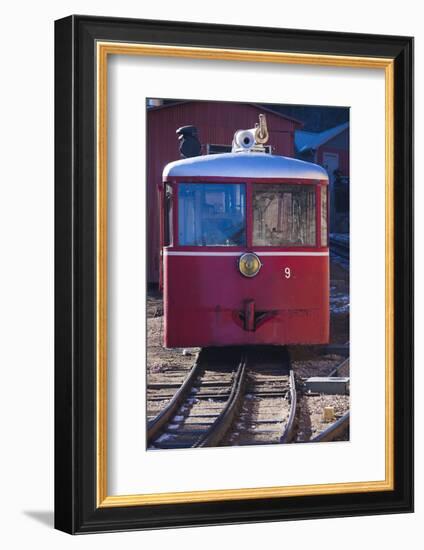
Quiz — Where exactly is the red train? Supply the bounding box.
[158,116,329,348]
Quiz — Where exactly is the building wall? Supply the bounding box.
[316,128,349,233]
[147,101,301,283]
[316,128,349,177]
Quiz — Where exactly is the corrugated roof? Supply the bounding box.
[295,122,349,152]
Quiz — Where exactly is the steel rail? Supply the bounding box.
[309,411,350,443]
[147,352,203,442]
[194,356,247,447]
[280,369,297,443]
[329,356,350,377]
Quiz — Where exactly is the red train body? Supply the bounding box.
[159,131,329,348]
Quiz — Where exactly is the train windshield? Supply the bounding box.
[253,184,316,246]
[178,183,246,246]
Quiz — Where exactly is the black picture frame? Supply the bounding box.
[55,15,414,534]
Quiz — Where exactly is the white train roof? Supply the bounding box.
[163,152,328,181]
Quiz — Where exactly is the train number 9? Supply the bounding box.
[284,267,291,279]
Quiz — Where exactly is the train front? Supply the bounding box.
[159,116,330,348]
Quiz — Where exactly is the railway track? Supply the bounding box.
[147,348,246,449]
[147,346,296,450]
[222,347,296,446]
[147,346,350,449]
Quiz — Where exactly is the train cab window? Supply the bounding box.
[321,186,328,247]
[178,183,246,246]
[253,184,316,246]
[164,184,173,246]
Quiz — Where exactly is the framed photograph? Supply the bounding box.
[54,15,413,534]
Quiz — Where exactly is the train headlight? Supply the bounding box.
[238,253,262,278]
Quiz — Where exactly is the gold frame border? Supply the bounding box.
[96,42,395,508]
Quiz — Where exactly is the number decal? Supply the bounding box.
[284,267,291,279]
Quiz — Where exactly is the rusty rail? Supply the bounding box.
[147,348,245,448]
[280,370,297,443]
[194,356,247,447]
[310,411,350,443]
[147,352,203,442]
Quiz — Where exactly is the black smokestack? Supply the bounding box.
[176,125,201,158]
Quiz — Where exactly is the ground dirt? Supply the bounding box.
[295,394,350,442]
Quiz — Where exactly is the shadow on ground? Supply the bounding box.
[23,511,54,528]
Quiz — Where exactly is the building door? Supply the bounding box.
[322,152,339,232]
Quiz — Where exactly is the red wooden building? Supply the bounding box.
[146,101,303,284]
[295,123,349,232]
[295,122,349,176]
